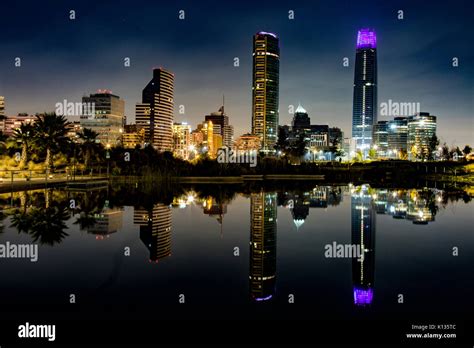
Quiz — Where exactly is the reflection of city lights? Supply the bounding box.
[354,287,373,305]
[418,210,423,218]
[254,294,273,301]
[372,194,377,200]
[437,196,442,202]
[392,191,397,198]
[187,195,195,203]
[389,205,395,213]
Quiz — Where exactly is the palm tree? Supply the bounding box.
[33,113,70,173]
[12,122,35,169]
[78,128,100,171]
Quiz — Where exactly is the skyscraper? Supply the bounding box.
[292,104,311,132]
[142,68,174,152]
[204,105,234,148]
[352,28,377,156]
[80,91,125,146]
[251,32,280,153]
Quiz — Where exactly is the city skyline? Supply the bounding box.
[0,0,472,148]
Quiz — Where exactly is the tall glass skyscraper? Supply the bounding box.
[352,28,377,156]
[251,32,280,154]
[142,68,174,152]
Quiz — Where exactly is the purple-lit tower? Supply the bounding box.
[352,28,377,156]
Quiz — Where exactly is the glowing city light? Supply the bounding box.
[356,28,377,49]
[354,287,373,305]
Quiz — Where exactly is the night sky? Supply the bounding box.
[1,0,472,146]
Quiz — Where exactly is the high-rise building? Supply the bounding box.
[292,104,311,132]
[373,121,388,157]
[407,112,437,161]
[387,117,408,158]
[80,91,125,146]
[249,191,277,301]
[172,122,192,159]
[142,68,174,152]
[0,96,5,132]
[194,121,215,156]
[352,28,377,156]
[204,105,234,148]
[252,32,280,153]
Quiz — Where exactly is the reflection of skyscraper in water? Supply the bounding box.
[289,195,309,231]
[249,192,277,301]
[134,204,172,263]
[88,207,123,240]
[351,186,376,306]
[203,197,228,236]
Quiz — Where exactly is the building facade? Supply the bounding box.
[352,28,378,156]
[142,68,174,152]
[135,103,151,145]
[407,112,437,161]
[80,91,125,146]
[251,32,280,154]
[204,106,234,148]
[172,122,192,159]
[373,121,388,157]
[387,117,408,158]
[4,113,36,136]
[234,133,261,153]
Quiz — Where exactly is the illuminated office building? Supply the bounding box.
[80,91,125,146]
[135,103,151,145]
[205,105,234,148]
[373,121,388,156]
[252,32,280,153]
[352,29,377,156]
[172,122,192,159]
[387,117,408,158]
[142,68,174,152]
[407,112,437,161]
